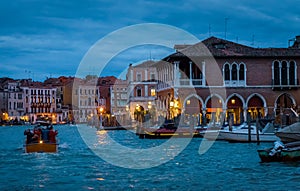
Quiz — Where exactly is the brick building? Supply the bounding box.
[154,36,300,126]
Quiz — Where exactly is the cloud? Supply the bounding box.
[1,0,300,81]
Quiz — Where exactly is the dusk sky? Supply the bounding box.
[1,0,300,81]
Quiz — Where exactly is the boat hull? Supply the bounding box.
[258,147,300,162]
[140,130,200,139]
[220,131,279,142]
[257,149,282,162]
[275,132,300,143]
[200,130,225,140]
[25,142,58,153]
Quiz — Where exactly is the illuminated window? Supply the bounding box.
[150,88,156,96]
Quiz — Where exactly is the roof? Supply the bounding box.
[133,60,156,68]
[172,36,300,58]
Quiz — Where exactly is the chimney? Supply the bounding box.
[296,35,300,43]
[291,35,300,48]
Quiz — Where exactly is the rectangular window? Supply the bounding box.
[151,88,156,96]
[151,73,155,81]
[137,73,142,82]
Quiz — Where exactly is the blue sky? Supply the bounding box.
[1,0,300,81]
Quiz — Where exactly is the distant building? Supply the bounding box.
[0,78,14,121]
[126,60,158,122]
[21,80,57,123]
[110,79,128,125]
[72,77,102,123]
[97,76,117,115]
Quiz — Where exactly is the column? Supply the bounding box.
[202,61,206,86]
[189,61,192,86]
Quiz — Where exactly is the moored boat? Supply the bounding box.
[24,122,58,153]
[219,122,279,142]
[275,122,300,143]
[258,141,300,162]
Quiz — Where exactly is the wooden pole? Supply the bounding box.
[256,118,260,145]
[247,113,251,142]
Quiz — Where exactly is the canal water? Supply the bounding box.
[1,124,300,191]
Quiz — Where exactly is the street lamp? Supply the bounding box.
[99,107,104,129]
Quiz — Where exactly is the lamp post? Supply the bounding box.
[169,99,174,120]
[126,105,130,126]
[99,107,104,129]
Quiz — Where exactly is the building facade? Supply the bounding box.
[126,61,158,123]
[110,79,128,125]
[154,36,300,126]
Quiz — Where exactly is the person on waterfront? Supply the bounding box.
[48,126,58,143]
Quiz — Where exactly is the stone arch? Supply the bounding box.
[204,94,225,125]
[182,94,204,126]
[226,93,246,125]
[275,93,296,109]
[183,93,204,110]
[246,93,267,119]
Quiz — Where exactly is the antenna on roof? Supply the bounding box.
[251,35,255,46]
[149,50,152,60]
[208,24,211,37]
[224,18,229,40]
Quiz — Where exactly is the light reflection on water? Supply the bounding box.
[0,124,300,190]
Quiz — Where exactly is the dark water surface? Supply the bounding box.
[1,124,300,191]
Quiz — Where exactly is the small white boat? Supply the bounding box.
[200,123,244,141]
[219,123,280,142]
[275,122,300,143]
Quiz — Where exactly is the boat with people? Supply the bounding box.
[218,122,279,142]
[23,121,58,153]
[275,122,300,143]
[257,141,300,162]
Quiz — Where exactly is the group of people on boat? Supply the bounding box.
[24,124,58,144]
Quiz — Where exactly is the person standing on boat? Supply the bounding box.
[32,128,42,143]
[48,126,58,143]
[24,129,34,144]
[41,127,50,142]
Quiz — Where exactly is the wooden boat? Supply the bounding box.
[24,141,58,153]
[219,123,279,142]
[140,128,200,139]
[275,122,300,143]
[24,122,58,153]
[258,141,300,162]
[137,122,200,139]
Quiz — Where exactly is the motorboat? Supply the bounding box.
[275,122,300,143]
[24,121,58,153]
[218,122,279,142]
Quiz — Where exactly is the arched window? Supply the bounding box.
[289,61,296,85]
[273,61,280,86]
[231,64,238,80]
[224,64,230,81]
[239,63,245,81]
[136,87,142,97]
[281,61,288,86]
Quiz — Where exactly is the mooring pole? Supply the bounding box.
[256,118,260,145]
[247,113,251,142]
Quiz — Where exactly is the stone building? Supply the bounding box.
[126,60,158,123]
